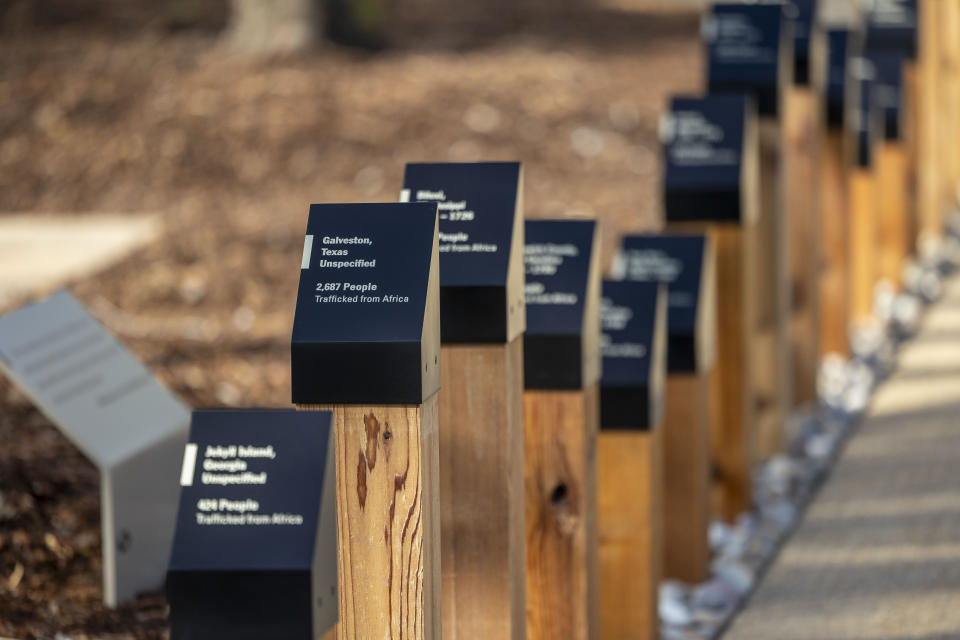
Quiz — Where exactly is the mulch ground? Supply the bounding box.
[0,11,700,638]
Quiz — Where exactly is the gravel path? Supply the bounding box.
[724,277,960,640]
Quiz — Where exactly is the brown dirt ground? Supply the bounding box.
[0,12,700,638]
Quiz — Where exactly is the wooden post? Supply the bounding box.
[819,28,853,356]
[848,48,882,326]
[941,0,960,217]
[598,281,666,640]
[754,117,791,456]
[919,0,943,241]
[784,85,821,407]
[290,202,443,640]
[875,122,908,289]
[663,94,758,522]
[819,130,851,354]
[848,165,878,324]
[862,0,921,262]
[784,3,823,407]
[402,162,527,640]
[617,234,717,584]
[705,2,793,458]
[522,219,601,640]
[905,58,921,257]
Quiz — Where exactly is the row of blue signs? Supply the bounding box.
[171,2,924,635]
[292,190,706,430]
[706,1,917,168]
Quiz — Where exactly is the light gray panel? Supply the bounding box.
[0,291,190,468]
[102,428,186,606]
[0,291,189,606]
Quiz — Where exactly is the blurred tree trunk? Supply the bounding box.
[226,0,321,54]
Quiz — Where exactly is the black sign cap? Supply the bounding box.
[787,0,818,85]
[523,219,601,390]
[599,281,666,431]
[401,162,525,344]
[849,49,881,169]
[705,3,792,116]
[168,410,337,640]
[616,234,716,374]
[291,203,440,405]
[864,0,918,60]
[825,29,851,129]
[868,51,906,141]
[663,94,758,226]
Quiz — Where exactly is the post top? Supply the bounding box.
[169,409,333,572]
[291,202,440,405]
[617,233,716,374]
[401,161,525,344]
[600,281,667,432]
[523,219,601,390]
[705,3,790,116]
[663,94,757,226]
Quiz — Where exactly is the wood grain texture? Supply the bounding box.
[299,398,441,640]
[523,385,599,640]
[818,131,850,356]
[784,86,821,407]
[439,339,526,640]
[754,118,790,457]
[876,143,909,289]
[663,371,711,583]
[849,168,878,325]
[598,427,663,640]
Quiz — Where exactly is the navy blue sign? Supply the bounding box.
[402,162,524,344]
[618,235,712,374]
[291,202,440,405]
[663,94,753,224]
[786,0,818,85]
[168,410,337,640]
[600,281,665,431]
[865,0,918,59]
[706,3,787,116]
[826,29,851,129]
[524,219,599,390]
[868,51,905,140]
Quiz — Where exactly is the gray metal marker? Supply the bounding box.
[0,291,189,607]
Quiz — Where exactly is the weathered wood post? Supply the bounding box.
[522,219,601,640]
[819,27,853,357]
[784,0,823,406]
[847,42,882,326]
[937,0,960,228]
[864,0,921,260]
[706,2,792,457]
[662,94,758,522]
[616,234,716,584]
[291,202,442,640]
[918,0,944,244]
[597,281,666,640]
[870,50,910,289]
[401,162,527,640]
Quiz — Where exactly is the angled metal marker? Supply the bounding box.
[0,291,189,607]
